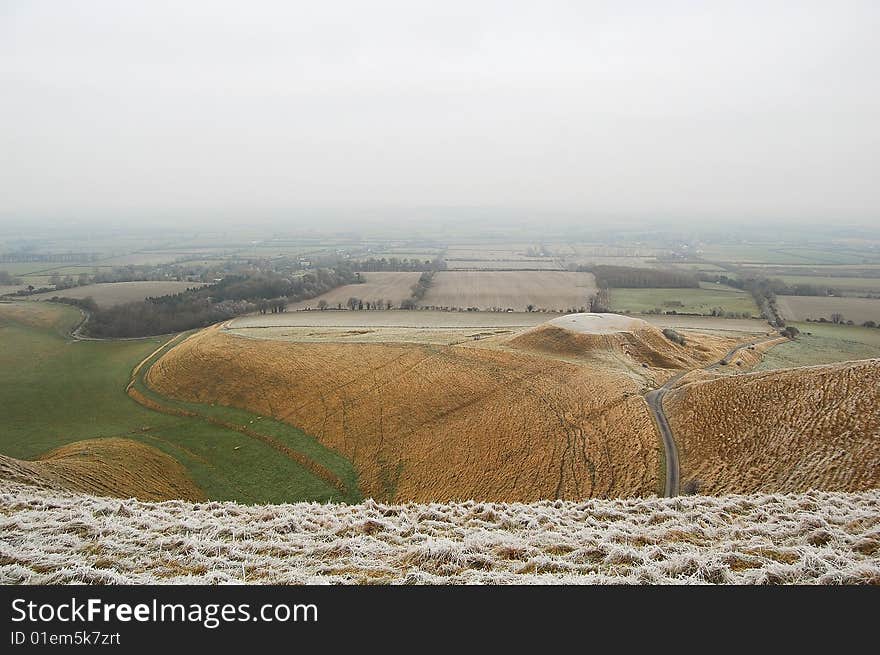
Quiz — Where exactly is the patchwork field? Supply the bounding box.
[28,281,206,307]
[288,272,422,310]
[2,482,877,584]
[420,271,597,312]
[665,360,880,495]
[609,286,759,317]
[776,296,880,324]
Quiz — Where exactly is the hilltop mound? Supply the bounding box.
[1,479,877,584]
[508,313,734,369]
[146,326,661,503]
[666,359,880,494]
[0,438,205,502]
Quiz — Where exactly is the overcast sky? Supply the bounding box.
[1,1,878,226]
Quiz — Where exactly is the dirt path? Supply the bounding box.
[645,336,782,497]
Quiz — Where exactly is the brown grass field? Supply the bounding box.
[288,272,422,310]
[420,271,597,312]
[146,315,754,503]
[147,321,678,502]
[28,281,206,307]
[776,295,880,324]
[665,360,880,494]
[0,438,205,502]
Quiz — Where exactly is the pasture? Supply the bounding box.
[756,322,880,370]
[609,286,759,317]
[420,271,597,311]
[776,295,880,324]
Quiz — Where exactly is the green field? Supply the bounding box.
[609,285,759,317]
[756,322,880,371]
[0,301,360,504]
[775,275,880,294]
[697,244,880,265]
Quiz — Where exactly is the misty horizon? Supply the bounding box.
[2,1,879,227]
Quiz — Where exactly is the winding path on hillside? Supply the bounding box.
[645,336,783,497]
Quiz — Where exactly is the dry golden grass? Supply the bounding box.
[148,326,661,502]
[0,438,205,502]
[509,323,737,371]
[665,359,880,494]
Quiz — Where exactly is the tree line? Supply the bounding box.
[351,256,447,272]
[400,271,434,309]
[56,267,358,338]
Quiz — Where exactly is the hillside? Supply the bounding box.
[665,359,880,494]
[1,479,876,584]
[146,321,664,502]
[0,438,205,502]
[508,313,738,370]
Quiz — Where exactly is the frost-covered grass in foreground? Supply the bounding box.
[1,482,877,584]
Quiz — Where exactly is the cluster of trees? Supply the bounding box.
[68,267,358,338]
[340,298,395,310]
[401,271,435,309]
[524,245,551,257]
[705,275,785,327]
[703,274,853,298]
[662,328,687,345]
[589,289,610,312]
[643,307,753,318]
[804,315,879,328]
[351,257,446,272]
[589,265,700,289]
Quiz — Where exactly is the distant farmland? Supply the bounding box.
[420,271,597,311]
[288,272,421,310]
[28,281,206,307]
[776,296,880,324]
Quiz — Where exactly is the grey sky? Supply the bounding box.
[1,1,878,225]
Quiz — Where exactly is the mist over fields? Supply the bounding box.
[2,0,879,228]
